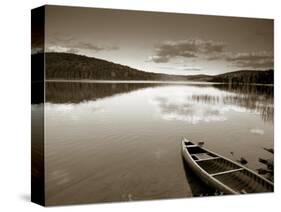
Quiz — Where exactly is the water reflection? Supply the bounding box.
[43,82,274,203]
[46,82,159,103]
[46,82,273,123]
[215,84,273,123]
[31,104,45,203]
[153,96,226,124]
[152,84,273,124]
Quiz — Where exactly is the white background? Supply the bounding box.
[0,0,279,211]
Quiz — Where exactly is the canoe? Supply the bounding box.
[181,137,274,194]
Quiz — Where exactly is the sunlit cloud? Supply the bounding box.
[159,65,202,72]
[148,38,273,71]
[148,39,226,63]
[46,46,79,54]
[46,34,119,54]
[225,51,273,69]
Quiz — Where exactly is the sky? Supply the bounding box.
[44,5,274,76]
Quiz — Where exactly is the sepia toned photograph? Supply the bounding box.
[31,5,274,206]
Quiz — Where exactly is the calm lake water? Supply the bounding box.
[32,82,274,205]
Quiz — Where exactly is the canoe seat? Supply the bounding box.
[211,168,244,177]
[192,153,217,160]
[197,158,240,175]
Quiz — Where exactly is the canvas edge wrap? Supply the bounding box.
[31,6,45,206]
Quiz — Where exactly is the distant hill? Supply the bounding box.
[32,52,273,84]
[43,52,194,81]
[210,70,273,84]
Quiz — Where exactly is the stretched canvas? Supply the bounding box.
[31,5,274,206]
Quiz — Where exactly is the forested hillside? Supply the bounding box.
[31,52,273,84]
[210,70,273,84]
[44,53,190,81]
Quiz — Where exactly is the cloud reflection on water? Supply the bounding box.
[250,128,265,135]
[152,96,227,124]
[44,82,273,124]
[151,85,273,124]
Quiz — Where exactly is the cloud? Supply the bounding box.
[78,42,104,51]
[225,51,273,69]
[46,43,119,54]
[149,39,225,63]
[76,42,119,51]
[160,65,202,71]
[31,47,43,55]
[148,55,170,63]
[46,46,79,54]
[181,67,202,71]
[149,38,273,70]
[47,35,119,54]
[49,36,75,44]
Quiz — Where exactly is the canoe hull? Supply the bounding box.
[181,142,236,194]
[181,138,273,194]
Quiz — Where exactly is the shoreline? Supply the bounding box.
[44,79,274,86]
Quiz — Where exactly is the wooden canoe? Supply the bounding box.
[181,137,273,194]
